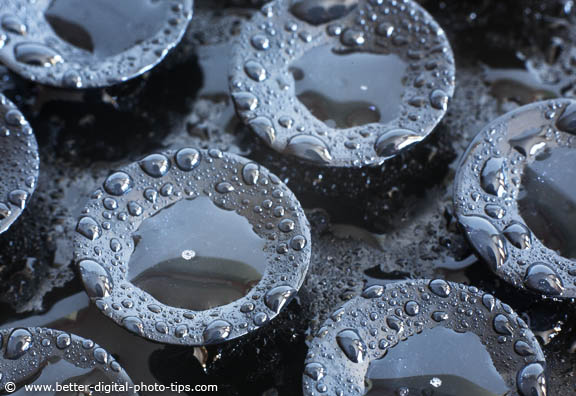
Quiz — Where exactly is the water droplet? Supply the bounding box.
[340,28,365,47]
[249,117,275,144]
[284,135,332,164]
[14,42,63,67]
[2,15,27,35]
[139,153,171,178]
[56,333,71,349]
[362,285,384,299]
[480,157,507,197]
[430,89,449,111]
[524,263,564,296]
[304,362,326,381]
[517,363,546,396]
[232,92,259,111]
[374,129,422,158]
[290,235,307,251]
[404,301,419,316]
[244,60,267,82]
[556,102,576,135]
[290,0,356,26]
[503,222,532,250]
[123,316,144,336]
[242,163,260,186]
[216,182,235,194]
[493,314,513,335]
[175,148,201,171]
[8,189,27,209]
[104,171,133,196]
[428,279,451,297]
[514,340,534,356]
[76,216,102,241]
[265,285,296,313]
[5,328,32,360]
[203,320,232,344]
[278,219,295,232]
[78,260,113,298]
[336,329,367,363]
[458,215,508,271]
[251,34,270,51]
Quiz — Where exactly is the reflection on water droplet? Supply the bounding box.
[2,15,27,35]
[78,260,113,299]
[5,328,33,360]
[364,327,509,396]
[524,263,564,296]
[290,0,357,26]
[128,197,268,311]
[517,363,546,396]
[459,215,508,271]
[14,42,63,67]
[556,103,576,135]
[336,329,366,363]
[518,147,576,259]
[374,129,421,158]
[44,0,171,58]
[291,45,406,129]
[284,134,332,164]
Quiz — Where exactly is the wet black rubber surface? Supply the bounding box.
[0,0,576,395]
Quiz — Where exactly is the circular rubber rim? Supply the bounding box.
[229,0,455,167]
[302,279,546,396]
[0,93,39,234]
[453,99,576,298]
[73,148,311,346]
[0,0,193,88]
[0,327,135,394]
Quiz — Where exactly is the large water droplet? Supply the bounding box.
[518,147,576,259]
[517,363,546,396]
[78,260,113,299]
[556,102,576,135]
[248,117,276,144]
[284,134,332,164]
[128,197,268,311]
[290,0,357,26]
[104,171,133,196]
[480,157,507,197]
[5,328,33,360]
[458,215,508,271]
[139,153,171,178]
[2,15,27,35]
[203,320,232,344]
[175,148,201,172]
[44,0,172,58]
[76,216,102,241]
[503,222,532,250]
[524,263,564,296]
[364,327,509,396]
[14,42,63,67]
[336,329,367,363]
[264,285,296,313]
[291,45,406,129]
[428,279,451,298]
[374,129,422,158]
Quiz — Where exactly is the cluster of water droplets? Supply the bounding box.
[229,0,455,167]
[0,93,39,234]
[0,327,134,394]
[0,0,193,88]
[73,148,311,346]
[302,279,546,396]
[454,99,576,298]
